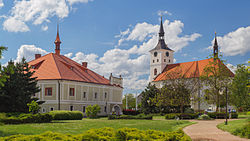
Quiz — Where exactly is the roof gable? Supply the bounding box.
[153,58,234,82]
[28,53,110,85]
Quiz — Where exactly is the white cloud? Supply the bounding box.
[15,45,47,62]
[157,10,172,16]
[41,25,48,31]
[0,0,4,8]
[67,0,92,5]
[208,26,250,56]
[64,52,73,58]
[2,0,92,32]
[3,17,30,32]
[226,63,237,73]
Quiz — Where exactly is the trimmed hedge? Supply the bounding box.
[165,113,199,120]
[0,127,191,141]
[122,109,140,115]
[49,110,83,120]
[207,112,238,119]
[1,113,52,124]
[108,114,153,120]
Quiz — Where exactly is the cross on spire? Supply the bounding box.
[55,23,61,55]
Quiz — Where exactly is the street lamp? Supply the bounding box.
[219,87,228,125]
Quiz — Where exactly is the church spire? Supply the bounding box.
[55,23,61,55]
[159,16,165,40]
[213,32,218,58]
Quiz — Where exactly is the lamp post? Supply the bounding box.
[219,87,228,125]
[225,87,228,125]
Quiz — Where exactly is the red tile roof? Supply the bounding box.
[28,53,113,86]
[153,58,234,82]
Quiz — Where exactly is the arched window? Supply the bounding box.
[154,68,157,75]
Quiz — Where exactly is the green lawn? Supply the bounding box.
[0,117,194,137]
[217,115,250,138]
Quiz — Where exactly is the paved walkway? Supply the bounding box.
[183,119,249,141]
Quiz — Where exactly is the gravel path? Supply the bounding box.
[183,119,249,141]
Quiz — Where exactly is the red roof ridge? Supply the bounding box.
[52,53,63,79]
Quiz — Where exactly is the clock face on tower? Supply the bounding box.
[154,52,158,57]
[166,52,169,57]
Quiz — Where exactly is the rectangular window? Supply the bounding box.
[83,92,86,98]
[69,88,75,96]
[70,106,73,111]
[105,92,107,99]
[45,88,52,96]
[83,106,85,113]
[50,107,54,111]
[95,92,97,99]
[104,106,107,113]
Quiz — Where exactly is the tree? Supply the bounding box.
[230,64,250,111]
[86,104,101,118]
[27,100,40,114]
[0,46,8,87]
[140,83,160,114]
[153,67,197,113]
[0,58,41,113]
[201,57,233,112]
[122,93,136,109]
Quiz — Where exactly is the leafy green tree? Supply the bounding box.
[140,83,160,114]
[0,46,8,87]
[27,100,40,114]
[230,64,250,111]
[0,58,40,113]
[86,104,101,118]
[152,67,197,113]
[201,57,233,112]
[122,93,136,109]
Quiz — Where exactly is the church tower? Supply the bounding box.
[55,24,61,55]
[149,17,174,82]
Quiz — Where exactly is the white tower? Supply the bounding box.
[150,17,174,82]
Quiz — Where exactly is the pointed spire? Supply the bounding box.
[55,23,61,55]
[213,32,218,58]
[159,16,165,38]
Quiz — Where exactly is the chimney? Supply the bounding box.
[35,54,41,59]
[82,62,88,68]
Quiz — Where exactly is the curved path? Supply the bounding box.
[183,119,249,141]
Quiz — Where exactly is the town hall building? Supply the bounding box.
[29,26,123,116]
[150,18,234,111]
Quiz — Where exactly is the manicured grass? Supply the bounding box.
[0,117,194,137]
[217,115,250,139]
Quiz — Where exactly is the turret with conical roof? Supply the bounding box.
[55,24,61,55]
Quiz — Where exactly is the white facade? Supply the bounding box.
[150,49,174,81]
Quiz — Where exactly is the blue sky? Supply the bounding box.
[0,0,249,94]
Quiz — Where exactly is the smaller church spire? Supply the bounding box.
[213,32,218,58]
[159,16,165,39]
[55,23,61,55]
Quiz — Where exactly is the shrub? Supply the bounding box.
[165,113,199,120]
[122,109,140,115]
[86,104,101,118]
[108,114,152,120]
[184,108,194,113]
[1,113,52,124]
[49,110,83,120]
[197,114,212,120]
[165,113,181,119]
[207,112,238,119]
[27,100,40,114]
[0,127,191,140]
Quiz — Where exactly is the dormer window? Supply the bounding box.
[31,65,36,69]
